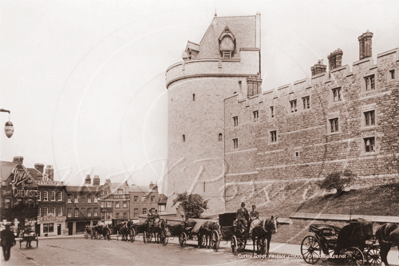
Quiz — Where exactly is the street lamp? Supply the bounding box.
[0,109,13,138]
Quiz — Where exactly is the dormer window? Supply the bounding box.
[219,26,236,59]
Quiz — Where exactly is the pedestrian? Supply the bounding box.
[1,223,16,261]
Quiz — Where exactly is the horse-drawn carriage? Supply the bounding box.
[212,212,278,256]
[86,224,111,240]
[143,217,168,246]
[176,218,219,249]
[300,218,381,266]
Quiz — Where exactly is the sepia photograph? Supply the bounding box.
[1,0,399,265]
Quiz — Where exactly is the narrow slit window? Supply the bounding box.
[302,96,310,109]
[364,137,375,152]
[193,94,195,101]
[218,133,222,142]
[365,75,375,91]
[270,106,274,118]
[253,111,259,122]
[233,138,238,149]
[332,88,342,102]
[290,100,297,113]
[182,134,185,142]
[364,110,375,126]
[329,118,339,133]
[390,70,395,80]
[233,116,238,127]
[270,131,277,143]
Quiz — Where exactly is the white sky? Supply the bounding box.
[1,0,399,189]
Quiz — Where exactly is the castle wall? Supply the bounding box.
[165,50,260,213]
[224,48,399,217]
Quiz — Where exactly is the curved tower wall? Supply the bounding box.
[166,52,260,213]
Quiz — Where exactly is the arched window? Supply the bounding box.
[182,134,185,142]
[193,94,195,101]
[218,133,222,141]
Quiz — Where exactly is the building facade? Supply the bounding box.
[129,182,159,219]
[99,180,130,223]
[165,14,262,213]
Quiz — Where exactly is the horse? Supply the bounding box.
[251,216,278,256]
[198,221,220,249]
[376,223,399,266]
[93,224,111,240]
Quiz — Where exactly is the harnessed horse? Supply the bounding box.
[251,216,278,256]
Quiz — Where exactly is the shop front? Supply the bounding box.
[37,214,66,236]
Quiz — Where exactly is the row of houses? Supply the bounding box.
[0,156,167,236]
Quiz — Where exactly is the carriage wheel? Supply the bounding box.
[238,239,246,251]
[231,235,238,255]
[344,247,364,266]
[160,230,168,246]
[366,246,381,266]
[143,231,147,243]
[36,239,39,248]
[211,230,220,252]
[130,228,136,243]
[179,232,187,247]
[301,235,321,264]
[200,234,206,248]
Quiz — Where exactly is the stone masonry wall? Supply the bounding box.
[225,47,399,217]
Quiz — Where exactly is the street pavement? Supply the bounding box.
[2,235,399,266]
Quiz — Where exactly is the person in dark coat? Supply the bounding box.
[1,224,16,261]
[236,202,249,233]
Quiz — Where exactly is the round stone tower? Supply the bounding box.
[165,14,262,213]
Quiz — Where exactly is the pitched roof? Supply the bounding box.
[186,41,200,51]
[65,185,99,194]
[0,161,17,183]
[196,15,257,59]
[158,194,167,203]
[129,185,155,193]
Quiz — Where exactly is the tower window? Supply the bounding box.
[233,116,238,127]
[270,106,274,118]
[332,87,342,102]
[253,111,259,122]
[329,118,339,133]
[364,110,375,126]
[302,96,310,109]
[364,137,375,152]
[390,69,395,80]
[193,94,195,101]
[233,138,238,149]
[365,75,375,91]
[182,135,185,142]
[270,131,277,143]
[290,100,297,113]
[218,133,222,142]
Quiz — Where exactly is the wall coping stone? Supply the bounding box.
[377,48,398,58]
[290,212,399,223]
[353,57,372,66]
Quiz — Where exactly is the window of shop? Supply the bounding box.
[50,191,55,201]
[43,223,54,234]
[123,201,127,208]
[116,202,120,208]
[101,202,105,208]
[38,207,41,217]
[38,192,41,201]
[94,197,97,203]
[117,189,123,194]
[107,213,111,220]
[116,213,119,218]
[134,196,138,203]
[74,209,79,217]
[151,196,155,203]
[93,208,98,217]
[107,202,112,208]
[74,196,78,203]
[67,208,72,218]
[134,208,138,217]
[49,207,55,215]
[88,197,92,203]
[68,196,72,203]
[123,212,127,219]
[43,191,48,201]
[56,192,62,201]
[143,208,147,215]
[88,208,92,217]
[101,213,105,220]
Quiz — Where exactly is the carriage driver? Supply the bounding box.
[249,205,261,236]
[236,202,249,233]
[147,208,155,227]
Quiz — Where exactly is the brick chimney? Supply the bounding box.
[327,48,343,70]
[358,31,373,60]
[34,163,44,173]
[13,156,24,165]
[93,175,100,186]
[105,179,111,184]
[45,165,54,181]
[311,60,327,76]
[149,181,155,190]
[85,174,91,185]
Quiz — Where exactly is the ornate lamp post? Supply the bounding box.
[0,109,13,138]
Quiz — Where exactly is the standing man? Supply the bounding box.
[249,205,261,235]
[236,202,249,233]
[1,223,16,261]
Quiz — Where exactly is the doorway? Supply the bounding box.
[68,222,73,235]
[57,224,61,235]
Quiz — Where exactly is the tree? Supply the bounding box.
[172,192,208,219]
[318,170,356,195]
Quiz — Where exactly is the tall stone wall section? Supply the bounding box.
[225,48,399,217]
[165,52,260,213]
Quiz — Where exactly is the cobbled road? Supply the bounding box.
[5,237,351,266]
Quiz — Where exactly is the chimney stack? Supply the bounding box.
[311,59,327,76]
[45,165,54,181]
[358,31,373,60]
[327,48,343,71]
[34,163,45,173]
[149,181,155,190]
[85,174,91,185]
[93,175,100,186]
[13,156,24,165]
[105,179,111,184]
